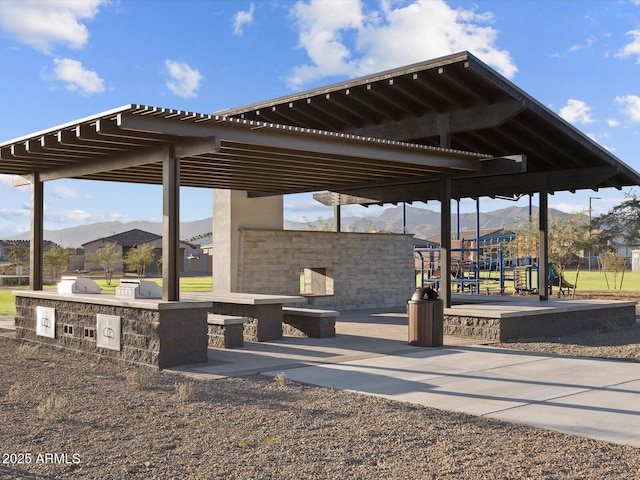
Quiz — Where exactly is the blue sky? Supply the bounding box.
[0,0,639,242]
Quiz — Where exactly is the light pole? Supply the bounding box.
[588,196,601,272]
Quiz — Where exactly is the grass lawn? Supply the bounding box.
[0,276,213,316]
[418,269,640,294]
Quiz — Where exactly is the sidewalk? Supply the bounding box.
[172,309,640,448]
[0,315,15,337]
[4,309,640,448]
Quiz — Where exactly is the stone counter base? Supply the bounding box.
[14,293,209,369]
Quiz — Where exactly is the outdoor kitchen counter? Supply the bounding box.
[11,290,212,368]
[12,290,212,310]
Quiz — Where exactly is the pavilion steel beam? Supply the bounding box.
[347,99,526,141]
[30,173,43,291]
[163,151,180,302]
[117,113,484,172]
[12,137,218,186]
[313,166,618,205]
[539,191,549,301]
[440,178,452,308]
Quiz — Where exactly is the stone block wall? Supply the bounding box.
[14,293,208,369]
[237,229,415,310]
[444,303,636,342]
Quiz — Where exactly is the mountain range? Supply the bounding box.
[6,205,570,248]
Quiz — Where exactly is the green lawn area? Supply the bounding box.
[418,269,640,294]
[0,276,213,316]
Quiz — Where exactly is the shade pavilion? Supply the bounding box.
[2,51,639,309]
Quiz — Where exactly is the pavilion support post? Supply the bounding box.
[539,191,549,301]
[439,130,453,308]
[29,173,43,291]
[162,153,180,301]
[440,178,452,308]
[334,205,341,232]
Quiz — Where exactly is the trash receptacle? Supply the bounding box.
[408,287,443,347]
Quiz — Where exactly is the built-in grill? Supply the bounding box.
[57,276,101,294]
[115,278,162,299]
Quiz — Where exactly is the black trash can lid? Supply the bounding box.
[411,288,428,301]
[411,287,439,301]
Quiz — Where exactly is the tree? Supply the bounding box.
[303,216,334,231]
[593,190,640,245]
[8,244,28,269]
[44,245,72,281]
[503,216,538,264]
[548,213,589,295]
[7,244,28,285]
[86,242,120,285]
[124,244,156,278]
[598,250,627,290]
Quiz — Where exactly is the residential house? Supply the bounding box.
[82,229,205,275]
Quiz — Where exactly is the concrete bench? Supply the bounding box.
[207,314,250,348]
[208,293,305,342]
[282,307,338,338]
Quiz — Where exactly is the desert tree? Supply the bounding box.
[7,244,28,270]
[303,216,335,231]
[592,190,640,246]
[548,213,589,295]
[43,245,72,282]
[124,244,156,278]
[503,216,539,265]
[6,244,28,285]
[598,250,627,290]
[86,241,120,285]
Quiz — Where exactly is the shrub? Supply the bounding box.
[126,369,154,389]
[37,395,70,422]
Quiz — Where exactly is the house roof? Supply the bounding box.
[219,51,640,204]
[83,229,197,249]
[83,229,160,248]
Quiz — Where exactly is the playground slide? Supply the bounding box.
[550,263,574,289]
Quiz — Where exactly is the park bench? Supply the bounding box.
[207,313,250,348]
[282,307,338,338]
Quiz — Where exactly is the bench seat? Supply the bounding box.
[207,314,250,348]
[282,307,338,338]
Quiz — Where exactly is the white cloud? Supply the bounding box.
[549,202,589,215]
[616,29,640,62]
[287,0,517,89]
[50,185,92,200]
[559,99,595,124]
[233,3,255,36]
[0,174,15,187]
[607,118,620,127]
[0,174,30,193]
[45,209,96,224]
[0,0,106,54]
[165,60,204,98]
[616,95,640,122]
[52,58,105,95]
[0,207,30,218]
[568,35,596,53]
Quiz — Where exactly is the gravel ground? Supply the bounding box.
[1,323,640,480]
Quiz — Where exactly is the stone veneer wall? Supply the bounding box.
[444,303,636,342]
[14,293,208,369]
[237,229,415,310]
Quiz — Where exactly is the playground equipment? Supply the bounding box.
[414,231,571,296]
[415,244,573,296]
